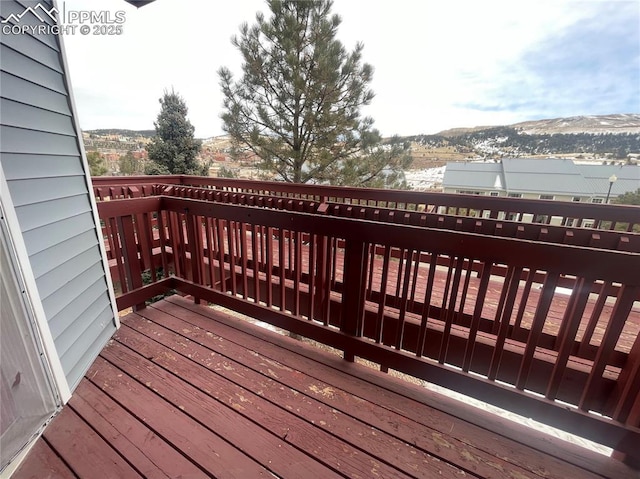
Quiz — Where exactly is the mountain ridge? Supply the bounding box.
[437,113,640,137]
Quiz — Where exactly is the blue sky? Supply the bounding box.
[60,0,639,137]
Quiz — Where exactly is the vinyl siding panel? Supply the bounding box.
[0,45,65,93]
[0,98,75,135]
[1,154,83,178]
[1,71,70,115]
[0,126,79,155]
[29,230,98,278]
[0,31,62,73]
[41,262,105,319]
[8,175,88,206]
[22,212,94,255]
[14,195,90,232]
[65,322,115,391]
[34,248,98,301]
[0,0,116,393]
[50,279,109,343]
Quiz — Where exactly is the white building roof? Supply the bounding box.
[443,158,640,198]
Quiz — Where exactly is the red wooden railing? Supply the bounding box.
[94,177,640,464]
[93,175,640,232]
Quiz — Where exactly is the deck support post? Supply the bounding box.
[341,239,367,362]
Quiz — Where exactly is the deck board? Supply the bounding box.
[14,296,637,479]
[43,406,143,479]
[143,301,543,479]
[155,297,625,479]
[70,382,204,479]
[10,440,76,479]
[119,308,449,479]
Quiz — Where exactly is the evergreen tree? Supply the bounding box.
[86,151,107,176]
[613,188,640,206]
[145,89,206,175]
[219,0,411,187]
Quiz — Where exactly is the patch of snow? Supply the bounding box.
[405,166,445,190]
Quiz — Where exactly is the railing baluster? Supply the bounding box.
[409,250,421,310]
[513,270,535,330]
[395,249,415,351]
[516,272,560,389]
[227,220,238,296]
[216,219,227,293]
[169,211,183,278]
[579,285,639,412]
[462,261,493,372]
[488,266,523,381]
[240,223,249,300]
[375,245,392,344]
[203,217,214,288]
[308,233,316,321]
[247,224,256,302]
[417,253,438,358]
[156,210,169,276]
[279,228,286,311]
[611,333,640,425]
[439,256,465,363]
[578,282,611,356]
[265,226,274,307]
[546,277,592,399]
[293,231,302,316]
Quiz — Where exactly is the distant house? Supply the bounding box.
[1,0,118,473]
[443,158,640,203]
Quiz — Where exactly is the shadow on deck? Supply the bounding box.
[14,296,635,479]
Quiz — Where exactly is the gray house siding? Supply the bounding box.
[1,0,117,390]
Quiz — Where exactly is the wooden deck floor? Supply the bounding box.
[14,296,635,479]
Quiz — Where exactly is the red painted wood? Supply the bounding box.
[43,407,142,478]
[86,356,271,478]
[113,321,423,479]
[92,180,639,465]
[72,380,205,478]
[580,286,640,413]
[546,279,593,399]
[139,307,489,478]
[158,296,632,479]
[173,279,640,458]
[13,440,76,479]
[516,273,560,390]
[69,391,171,479]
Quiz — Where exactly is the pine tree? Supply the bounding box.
[145,89,206,175]
[219,0,411,187]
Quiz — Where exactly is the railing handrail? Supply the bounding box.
[92,175,640,231]
[149,184,638,252]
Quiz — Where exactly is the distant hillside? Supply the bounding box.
[511,114,640,135]
[84,128,156,138]
[438,114,640,137]
[404,114,640,163]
